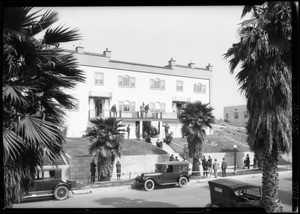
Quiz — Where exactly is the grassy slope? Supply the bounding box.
[65,138,168,158]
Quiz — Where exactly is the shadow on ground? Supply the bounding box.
[94,197,179,208]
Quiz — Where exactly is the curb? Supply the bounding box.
[73,169,292,191]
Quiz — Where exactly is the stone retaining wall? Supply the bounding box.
[70,154,169,181]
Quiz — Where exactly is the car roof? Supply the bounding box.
[155,161,190,166]
[208,178,261,191]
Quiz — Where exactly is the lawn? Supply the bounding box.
[65,138,167,158]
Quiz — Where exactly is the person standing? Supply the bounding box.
[208,156,213,177]
[169,154,175,161]
[221,158,228,177]
[116,160,121,180]
[111,104,117,117]
[245,154,250,169]
[202,156,208,178]
[127,124,130,139]
[213,158,219,178]
[90,159,96,183]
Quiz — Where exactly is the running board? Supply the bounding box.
[23,193,53,199]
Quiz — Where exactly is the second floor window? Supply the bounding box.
[176,80,183,92]
[149,102,166,112]
[150,78,165,90]
[94,72,104,85]
[193,83,206,93]
[118,100,136,112]
[118,75,135,88]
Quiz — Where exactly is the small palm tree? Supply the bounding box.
[3,7,84,208]
[85,117,125,181]
[178,101,215,176]
[224,2,292,212]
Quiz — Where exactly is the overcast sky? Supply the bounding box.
[35,6,248,119]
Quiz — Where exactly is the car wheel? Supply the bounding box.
[53,185,69,200]
[179,177,188,188]
[144,179,155,191]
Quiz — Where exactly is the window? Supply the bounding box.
[123,100,131,111]
[150,102,166,112]
[226,113,229,118]
[94,72,104,85]
[234,112,238,119]
[150,78,165,90]
[244,111,249,118]
[193,83,206,93]
[118,75,135,88]
[176,80,183,92]
[118,100,136,112]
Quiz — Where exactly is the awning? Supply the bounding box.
[89,91,112,98]
[172,96,191,102]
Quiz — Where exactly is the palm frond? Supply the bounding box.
[43,25,81,45]
[30,9,59,36]
[3,129,27,162]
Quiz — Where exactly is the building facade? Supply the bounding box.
[223,105,248,126]
[62,47,213,138]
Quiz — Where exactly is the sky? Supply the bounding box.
[35,6,248,119]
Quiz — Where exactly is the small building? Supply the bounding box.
[223,105,248,126]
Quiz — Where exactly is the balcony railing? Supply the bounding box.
[88,110,178,119]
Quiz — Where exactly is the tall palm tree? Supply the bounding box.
[224,2,292,212]
[85,117,126,181]
[178,101,215,176]
[3,7,84,208]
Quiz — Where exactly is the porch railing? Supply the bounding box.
[88,110,178,119]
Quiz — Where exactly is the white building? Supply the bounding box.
[223,105,248,126]
[62,47,213,138]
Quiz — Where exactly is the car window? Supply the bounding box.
[181,165,189,172]
[246,188,261,197]
[166,165,173,173]
[173,165,180,173]
[35,170,56,179]
[155,165,167,173]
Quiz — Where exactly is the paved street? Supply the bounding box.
[13,171,293,211]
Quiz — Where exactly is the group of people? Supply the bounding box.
[200,156,228,178]
[90,159,122,182]
[169,154,179,161]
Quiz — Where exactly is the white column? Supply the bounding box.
[89,98,95,118]
[139,120,143,138]
[159,120,163,141]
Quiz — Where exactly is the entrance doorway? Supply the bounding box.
[95,98,103,117]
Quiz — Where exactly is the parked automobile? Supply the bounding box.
[22,169,75,201]
[206,178,262,207]
[134,161,190,191]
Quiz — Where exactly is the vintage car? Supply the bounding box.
[207,178,262,207]
[22,169,75,201]
[134,161,190,191]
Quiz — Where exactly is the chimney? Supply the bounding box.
[103,48,111,58]
[75,46,84,54]
[168,58,176,69]
[206,63,213,71]
[188,62,195,68]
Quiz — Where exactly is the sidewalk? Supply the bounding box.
[72,164,292,192]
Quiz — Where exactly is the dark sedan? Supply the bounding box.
[135,161,190,191]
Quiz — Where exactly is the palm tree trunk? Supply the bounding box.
[260,146,282,212]
[97,156,114,181]
[192,157,200,177]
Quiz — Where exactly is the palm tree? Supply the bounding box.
[85,117,126,181]
[3,7,84,208]
[224,2,292,212]
[178,101,215,176]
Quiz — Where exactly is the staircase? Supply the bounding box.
[151,138,184,161]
